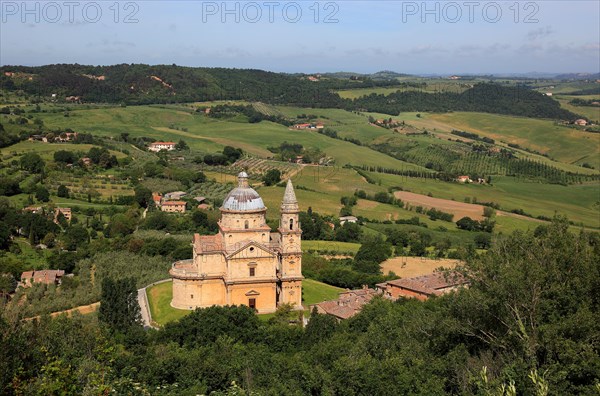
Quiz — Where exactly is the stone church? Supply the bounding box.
[170,172,303,313]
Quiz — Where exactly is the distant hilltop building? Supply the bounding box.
[170,172,303,313]
[148,141,176,152]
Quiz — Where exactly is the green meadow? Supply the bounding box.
[35,105,427,171]
[366,172,600,229]
[555,95,600,122]
[0,140,127,162]
[397,111,600,169]
[302,240,361,254]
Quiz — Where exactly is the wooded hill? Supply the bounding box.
[1,64,582,120]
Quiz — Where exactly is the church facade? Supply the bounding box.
[170,172,303,313]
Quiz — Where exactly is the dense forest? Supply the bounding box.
[1,220,598,395]
[1,64,582,120]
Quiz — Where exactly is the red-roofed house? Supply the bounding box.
[152,193,163,208]
[20,270,65,288]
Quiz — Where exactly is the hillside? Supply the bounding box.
[1,64,583,120]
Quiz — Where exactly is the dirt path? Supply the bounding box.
[394,191,485,220]
[24,302,100,321]
[381,257,460,277]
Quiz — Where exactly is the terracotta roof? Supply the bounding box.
[21,271,34,279]
[193,233,223,254]
[314,288,381,320]
[22,270,65,285]
[150,141,176,145]
[386,272,466,296]
[317,300,357,319]
[162,201,186,206]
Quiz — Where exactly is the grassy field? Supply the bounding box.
[336,87,409,100]
[336,81,470,99]
[396,111,600,169]
[145,278,344,325]
[367,172,600,229]
[0,140,127,162]
[555,95,600,122]
[302,240,361,254]
[302,278,344,306]
[6,193,126,209]
[257,165,566,234]
[35,104,430,171]
[146,281,190,326]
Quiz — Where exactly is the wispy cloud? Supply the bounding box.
[86,39,136,53]
[527,26,555,41]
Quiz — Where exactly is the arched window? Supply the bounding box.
[244,220,249,229]
[289,218,294,230]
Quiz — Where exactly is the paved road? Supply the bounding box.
[137,288,153,328]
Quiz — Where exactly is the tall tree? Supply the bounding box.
[98,277,141,332]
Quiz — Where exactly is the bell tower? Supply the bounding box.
[278,179,303,307]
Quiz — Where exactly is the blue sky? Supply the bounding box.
[1,1,599,73]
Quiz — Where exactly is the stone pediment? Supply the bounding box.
[245,290,260,296]
[227,241,276,260]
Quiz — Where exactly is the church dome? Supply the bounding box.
[221,172,266,212]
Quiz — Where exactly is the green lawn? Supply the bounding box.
[302,278,344,307]
[145,278,343,326]
[146,281,190,326]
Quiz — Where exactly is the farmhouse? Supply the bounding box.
[54,207,72,223]
[20,270,65,288]
[148,141,176,152]
[170,172,303,313]
[376,272,467,301]
[574,119,588,126]
[161,201,186,213]
[311,286,381,320]
[339,215,358,225]
[456,175,471,183]
[293,123,312,130]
